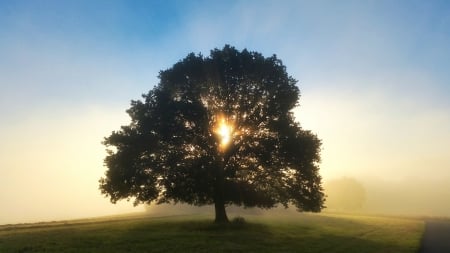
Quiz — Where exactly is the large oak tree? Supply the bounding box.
[100,45,324,223]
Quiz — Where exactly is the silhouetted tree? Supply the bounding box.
[99,45,324,223]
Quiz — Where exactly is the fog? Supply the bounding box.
[2,74,449,225]
[143,176,450,218]
[0,107,143,225]
[1,1,450,225]
[294,89,450,218]
[323,177,450,217]
[2,66,449,225]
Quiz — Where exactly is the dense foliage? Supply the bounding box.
[99,45,324,222]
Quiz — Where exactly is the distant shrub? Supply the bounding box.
[232,216,246,226]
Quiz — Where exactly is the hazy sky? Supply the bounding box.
[1,0,449,224]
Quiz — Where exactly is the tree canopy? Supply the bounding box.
[99,45,324,222]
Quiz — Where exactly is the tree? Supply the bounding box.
[99,45,324,223]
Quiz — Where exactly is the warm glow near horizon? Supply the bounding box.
[0,106,143,225]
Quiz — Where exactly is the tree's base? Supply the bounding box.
[214,202,229,223]
[214,210,229,223]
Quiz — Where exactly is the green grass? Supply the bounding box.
[0,213,424,253]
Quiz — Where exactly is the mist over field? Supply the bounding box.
[142,177,450,218]
[324,177,450,217]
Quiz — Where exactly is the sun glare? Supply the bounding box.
[214,115,234,151]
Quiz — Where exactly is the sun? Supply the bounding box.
[218,121,232,146]
[214,115,234,151]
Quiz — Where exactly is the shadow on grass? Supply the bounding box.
[109,217,416,253]
[1,215,420,253]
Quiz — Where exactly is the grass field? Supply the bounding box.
[0,212,424,253]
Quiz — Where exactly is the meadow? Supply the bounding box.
[0,212,424,253]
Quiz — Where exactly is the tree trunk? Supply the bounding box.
[214,200,229,223]
[214,161,229,223]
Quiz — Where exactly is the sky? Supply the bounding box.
[1,0,450,224]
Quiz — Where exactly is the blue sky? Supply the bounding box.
[1,0,449,112]
[1,0,450,223]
